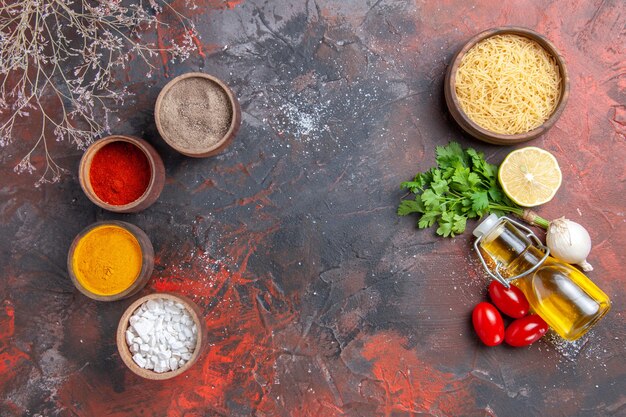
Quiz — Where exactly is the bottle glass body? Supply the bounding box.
[480,220,611,341]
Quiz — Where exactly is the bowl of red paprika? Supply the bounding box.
[79,135,166,213]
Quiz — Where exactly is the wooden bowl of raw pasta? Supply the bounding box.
[445,27,569,145]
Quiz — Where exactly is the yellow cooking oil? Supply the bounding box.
[480,220,611,341]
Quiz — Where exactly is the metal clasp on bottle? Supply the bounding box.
[473,216,550,289]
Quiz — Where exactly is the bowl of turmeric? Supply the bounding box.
[67,221,154,302]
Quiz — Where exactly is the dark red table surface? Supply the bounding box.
[1,1,625,416]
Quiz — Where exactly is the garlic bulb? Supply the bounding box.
[546,218,593,271]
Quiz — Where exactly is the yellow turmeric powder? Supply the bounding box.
[72,225,142,296]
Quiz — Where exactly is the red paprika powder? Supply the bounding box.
[89,141,151,205]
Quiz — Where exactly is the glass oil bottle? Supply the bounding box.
[473,214,611,341]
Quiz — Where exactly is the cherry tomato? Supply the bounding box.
[472,302,504,346]
[505,314,549,347]
[488,281,530,319]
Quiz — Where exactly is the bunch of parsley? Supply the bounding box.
[397,142,547,237]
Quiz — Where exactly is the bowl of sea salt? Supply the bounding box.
[116,293,205,380]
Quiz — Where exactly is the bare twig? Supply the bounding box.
[0,0,199,186]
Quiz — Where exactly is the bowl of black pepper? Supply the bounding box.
[155,72,241,157]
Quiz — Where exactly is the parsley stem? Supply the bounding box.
[488,204,550,229]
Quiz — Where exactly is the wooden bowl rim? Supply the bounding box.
[154,72,239,156]
[79,135,162,212]
[67,221,154,302]
[116,293,205,380]
[446,26,570,143]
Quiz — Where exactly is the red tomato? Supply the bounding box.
[505,315,549,347]
[472,302,504,346]
[488,281,530,319]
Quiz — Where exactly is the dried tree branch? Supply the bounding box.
[0,0,199,186]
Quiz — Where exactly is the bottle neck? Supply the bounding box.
[507,246,546,276]
[480,220,543,277]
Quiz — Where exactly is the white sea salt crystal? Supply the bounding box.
[133,353,147,368]
[141,311,156,321]
[146,299,160,311]
[132,317,154,339]
[126,297,197,373]
[183,327,193,339]
[154,361,165,373]
[165,304,181,314]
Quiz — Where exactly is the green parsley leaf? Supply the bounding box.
[452,214,467,235]
[418,211,439,228]
[397,199,424,216]
[470,191,489,213]
[435,142,465,169]
[421,189,442,210]
[400,181,422,194]
[487,186,504,203]
[436,220,453,237]
[431,176,449,195]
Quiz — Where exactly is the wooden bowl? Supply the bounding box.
[67,221,154,302]
[444,27,570,145]
[79,135,166,213]
[154,72,241,157]
[116,293,206,380]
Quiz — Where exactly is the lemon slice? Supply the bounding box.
[498,147,562,207]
